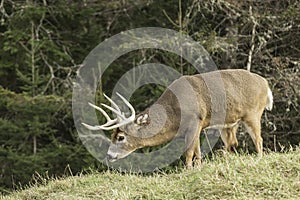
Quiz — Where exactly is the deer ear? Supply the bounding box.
[136,114,149,125]
[119,126,125,132]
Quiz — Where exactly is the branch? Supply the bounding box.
[0,0,9,18]
[246,6,257,72]
[162,9,179,28]
[40,51,55,95]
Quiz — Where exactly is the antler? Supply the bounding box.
[82,92,136,131]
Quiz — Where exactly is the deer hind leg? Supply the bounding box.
[242,115,263,156]
[221,124,239,152]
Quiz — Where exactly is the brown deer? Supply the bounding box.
[82,69,273,169]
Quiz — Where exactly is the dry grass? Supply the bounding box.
[2,149,300,200]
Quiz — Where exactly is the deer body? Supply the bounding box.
[83,69,273,168]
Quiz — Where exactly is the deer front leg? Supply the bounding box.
[185,148,194,170]
[185,124,202,169]
[193,137,201,166]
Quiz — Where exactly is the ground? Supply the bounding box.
[2,149,300,200]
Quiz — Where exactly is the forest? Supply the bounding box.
[0,0,299,194]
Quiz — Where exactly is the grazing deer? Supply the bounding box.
[82,69,273,169]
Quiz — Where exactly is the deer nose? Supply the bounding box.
[106,154,117,162]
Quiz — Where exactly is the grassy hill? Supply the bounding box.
[2,149,300,200]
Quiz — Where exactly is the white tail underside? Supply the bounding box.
[266,87,273,111]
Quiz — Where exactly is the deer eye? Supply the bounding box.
[117,135,125,142]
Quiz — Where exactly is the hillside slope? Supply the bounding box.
[2,150,300,200]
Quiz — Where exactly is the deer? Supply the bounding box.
[82,69,273,169]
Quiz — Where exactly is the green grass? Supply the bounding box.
[2,149,300,200]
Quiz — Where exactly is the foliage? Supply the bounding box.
[0,87,101,193]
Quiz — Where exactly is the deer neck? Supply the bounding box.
[135,91,180,148]
[136,112,179,148]
[137,128,177,147]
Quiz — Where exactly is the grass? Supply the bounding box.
[1,149,300,200]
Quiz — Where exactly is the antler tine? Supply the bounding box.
[116,92,136,121]
[103,93,121,113]
[101,103,126,120]
[88,102,111,122]
[87,102,119,127]
[81,122,103,130]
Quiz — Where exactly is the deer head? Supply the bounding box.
[82,93,152,162]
